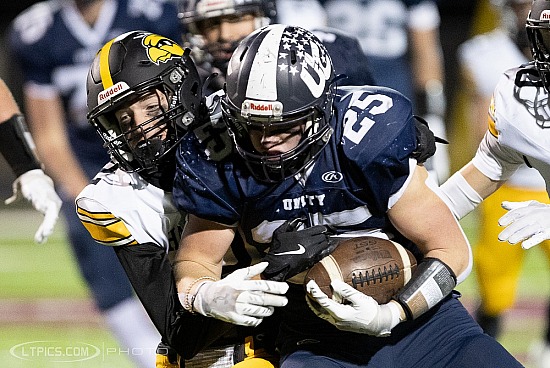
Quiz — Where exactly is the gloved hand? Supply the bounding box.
[185,262,289,327]
[306,280,403,337]
[412,116,448,164]
[5,169,62,244]
[262,219,337,281]
[498,200,550,249]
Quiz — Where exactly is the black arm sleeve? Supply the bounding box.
[0,114,41,177]
[113,243,234,359]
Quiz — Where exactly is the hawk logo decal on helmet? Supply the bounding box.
[142,34,184,64]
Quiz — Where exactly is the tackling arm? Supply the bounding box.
[113,242,232,359]
[174,215,289,327]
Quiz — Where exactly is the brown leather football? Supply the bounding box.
[304,236,417,304]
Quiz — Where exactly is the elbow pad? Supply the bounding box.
[394,257,456,320]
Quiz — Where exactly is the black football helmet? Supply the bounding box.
[222,24,336,183]
[178,0,276,69]
[527,0,550,90]
[87,31,201,174]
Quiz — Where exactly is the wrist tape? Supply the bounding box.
[394,257,456,320]
[0,114,42,177]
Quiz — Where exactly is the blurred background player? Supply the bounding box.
[7,0,181,366]
[319,0,450,184]
[458,0,550,366]
[0,77,61,244]
[177,0,375,95]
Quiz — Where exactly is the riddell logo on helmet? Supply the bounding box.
[98,82,130,104]
[541,10,550,20]
[241,99,283,117]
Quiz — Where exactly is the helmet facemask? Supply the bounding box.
[527,23,550,90]
[222,93,334,183]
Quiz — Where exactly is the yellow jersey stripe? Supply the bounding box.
[80,220,137,246]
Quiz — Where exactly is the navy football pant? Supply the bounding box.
[279,295,523,367]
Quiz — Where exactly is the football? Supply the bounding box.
[304,236,417,304]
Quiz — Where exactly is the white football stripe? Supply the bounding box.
[246,24,286,101]
[392,240,413,282]
[320,255,343,283]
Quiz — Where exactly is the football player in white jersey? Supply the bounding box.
[78,30,296,368]
[441,0,550,258]
[0,77,61,243]
[457,0,550,351]
[440,1,550,351]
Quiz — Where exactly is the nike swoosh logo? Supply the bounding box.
[273,244,306,256]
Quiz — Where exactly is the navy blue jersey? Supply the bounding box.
[319,0,440,101]
[8,0,181,177]
[173,85,418,255]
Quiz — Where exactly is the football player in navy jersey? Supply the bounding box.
[171,24,522,367]
[8,1,181,366]
[0,77,62,243]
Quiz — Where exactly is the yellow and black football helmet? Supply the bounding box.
[87,30,201,174]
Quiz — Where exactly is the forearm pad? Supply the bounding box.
[394,257,456,320]
[0,114,41,177]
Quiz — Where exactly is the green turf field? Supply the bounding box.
[0,207,135,367]
[0,206,548,367]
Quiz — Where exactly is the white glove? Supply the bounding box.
[5,169,62,244]
[306,280,403,337]
[498,200,550,250]
[183,262,289,327]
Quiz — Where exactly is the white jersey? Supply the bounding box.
[76,161,182,251]
[472,64,550,193]
[459,29,545,189]
[75,90,233,251]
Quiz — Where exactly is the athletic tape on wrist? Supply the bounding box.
[394,257,456,320]
[0,114,42,177]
